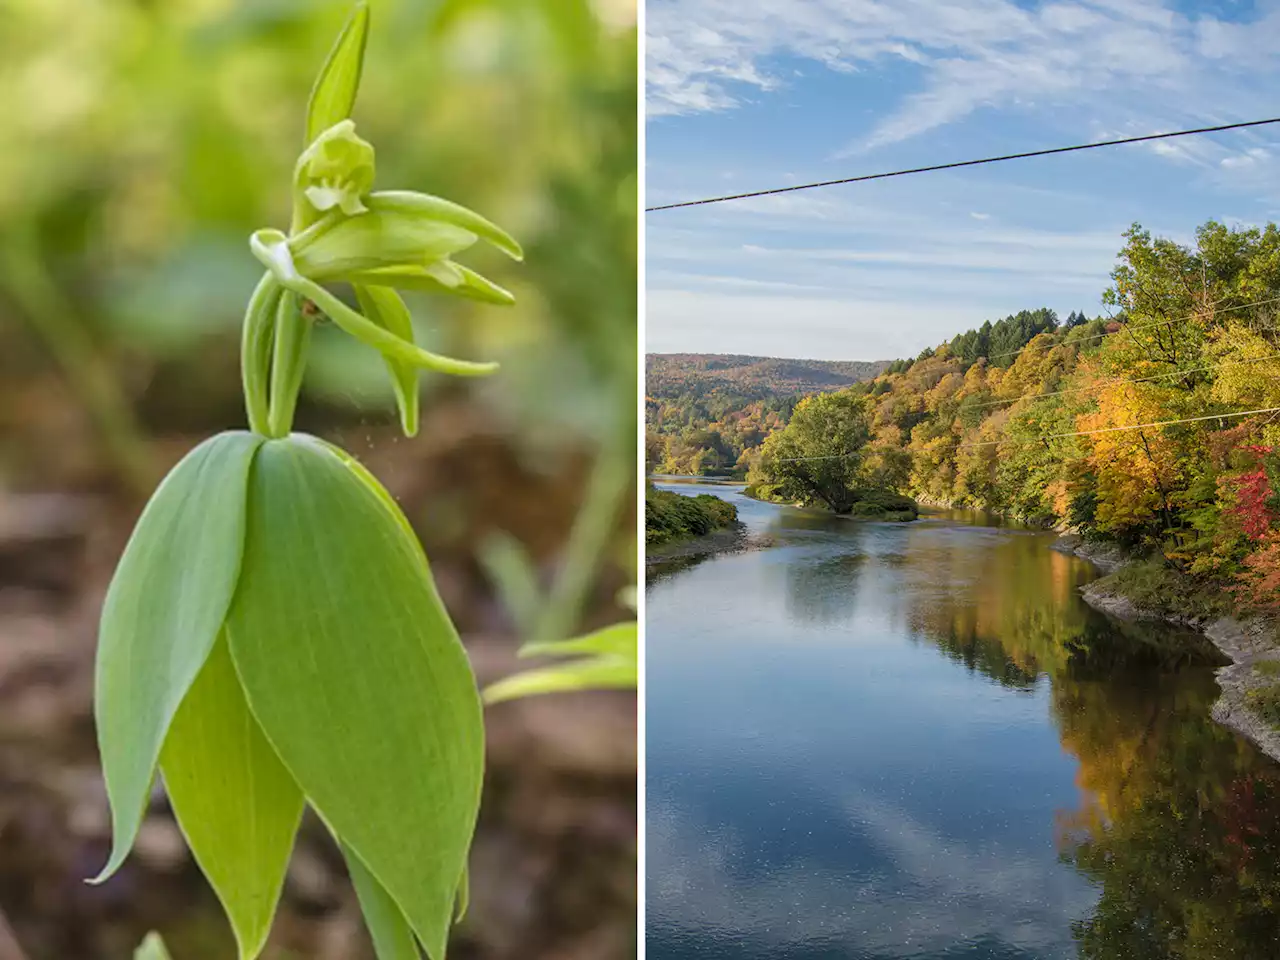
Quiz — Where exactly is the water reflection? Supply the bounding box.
[646,493,1280,959]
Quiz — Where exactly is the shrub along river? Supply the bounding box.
[646,481,1280,960]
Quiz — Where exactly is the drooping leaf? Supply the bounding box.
[160,637,304,960]
[343,841,422,960]
[94,431,265,882]
[135,933,173,960]
[454,862,470,923]
[519,621,637,659]
[353,284,419,436]
[483,655,637,704]
[226,437,484,960]
[305,2,370,147]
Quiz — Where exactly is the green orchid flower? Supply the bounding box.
[92,5,521,959]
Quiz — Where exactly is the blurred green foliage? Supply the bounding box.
[0,0,636,486]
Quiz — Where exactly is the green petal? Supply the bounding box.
[353,284,420,436]
[305,2,370,147]
[161,637,304,960]
[226,436,484,960]
[345,263,516,306]
[93,431,265,882]
[367,191,523,261]
[288,274,499,378]
[343,841,422,960]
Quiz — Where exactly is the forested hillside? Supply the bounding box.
[749,220,1280,610]
[645,353,887,475]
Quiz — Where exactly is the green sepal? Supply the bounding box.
[93,431,265,883]
[225,436,484,960]
[345,262,516,306]
[353,284,420,436]
[343,841,422,960]
[291,211,478,280]
[241,273,282,435]
[366,191,523,262]
[287,271,499,378]
[305,2,370,148]
[160,637,304,960]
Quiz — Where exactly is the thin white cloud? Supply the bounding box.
[646,0,1280,154]
[970,211,991,220]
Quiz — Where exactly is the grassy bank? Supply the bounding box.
[646,486,740,547]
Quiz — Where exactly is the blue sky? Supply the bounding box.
[645,0,1280,361]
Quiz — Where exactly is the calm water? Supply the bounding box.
[646,481,1280,960]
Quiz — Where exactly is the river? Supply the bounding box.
[646,480,1280,960]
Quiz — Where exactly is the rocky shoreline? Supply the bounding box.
[1054,534,1280,763]
[645,523,749,566]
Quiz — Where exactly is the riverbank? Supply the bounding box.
[1055,534,1280,762]
[743,483,919,521]
[645,485,744,564]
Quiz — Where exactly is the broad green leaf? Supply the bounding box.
[305,2,370,147]
[94,431,265,882]
[519,621,637,659]
[286,274,498,377]
[240,272,281,435]
[291,211,477,280]
[266,291,312,438]
[161,637,304,960]
[297,435,424,563]
[343,841,421,960]
[367,191,523,261]
[345,263,516,306]
[226,437,484,960]
[353,284,419,436]
[135,933,173,960]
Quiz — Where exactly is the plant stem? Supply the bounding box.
[266,291,312,437]
[241,273,280,435]
[1,230,156,497]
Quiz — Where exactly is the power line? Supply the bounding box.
[955,406,1280,449]
[646,117,1280,212]
[969,352,1280,410]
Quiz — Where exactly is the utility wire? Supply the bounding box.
[956,406,1280,449]
[646,117,1280,212]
